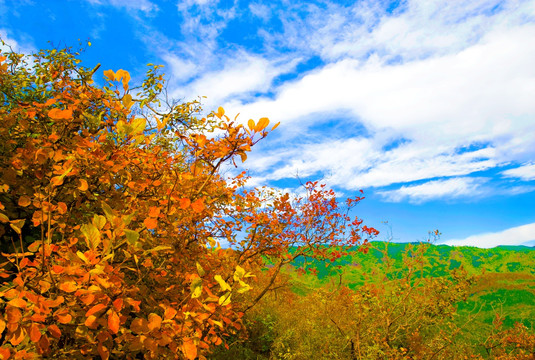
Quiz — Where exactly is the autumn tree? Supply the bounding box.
[0,42,377,359]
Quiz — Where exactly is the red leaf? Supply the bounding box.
[48,324,61,339]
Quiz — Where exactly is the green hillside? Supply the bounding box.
[211,242,535,359]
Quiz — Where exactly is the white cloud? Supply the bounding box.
[0,29,35,54]
[377,177,487,203]
[223,19,535,192]
[442,222,535,248]
[502,162,535,181]
[85,0,158,13]
[171,52,299,108]
[249,3,272,21]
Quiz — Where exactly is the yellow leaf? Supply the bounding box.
[214,275,231,292]
[255,117,270,132]
[248,119,255,130]
[103,69,115,81]
[122,93,133,109]
[196,262,205,277]
[191,278,203,299]
[9,219,24,235]
[76,250,89,264]
[131,118,146,135]
[81,223,101,250]
[271,121,280,131]
[0,212,9,223]
[233,265,246,281]
[92,214,106,230]
[218,292,231,306]
[216,106,225,118]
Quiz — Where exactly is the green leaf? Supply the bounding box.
[196,262,205,277]
[124,229,140,245]
[102,203,114,222]
[191,278,203,299]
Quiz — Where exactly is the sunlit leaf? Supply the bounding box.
[218,292,232,306]
[214,275,231,292]
[103,69,115,81]
[191,198,205,213]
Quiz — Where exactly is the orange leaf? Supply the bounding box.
[57,202,68,214]
[108,310,120,334]
[148,313,162,331]
[18,196,31,207]
[144,217,157,230]
[48,108,72,120]
[0,346,10,360]
[8,298,27,309]
[50,176,64,187]
[98,343,110,360]
[29,323,42,343]
[59,281,78,293]
[178,198,191,209]
[9,327,26,346]
[48,324,61,339]
[112,298,123,312]
[84,315,98,329]
[86,303,107,318]
[44,98,56,107]
[191,198,205,213]
[78,179,88,191]
[56,312,72,324]
[130,318,149,334]
[247,119,255,131]
[255,117,270,132]
[148,206,160,218]
[181,339,197,360]
[164,307,177,320]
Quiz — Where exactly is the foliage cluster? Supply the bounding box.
[211,242,535,359]
[0,43,377,359]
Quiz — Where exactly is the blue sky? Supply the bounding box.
[1,0,535,248]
